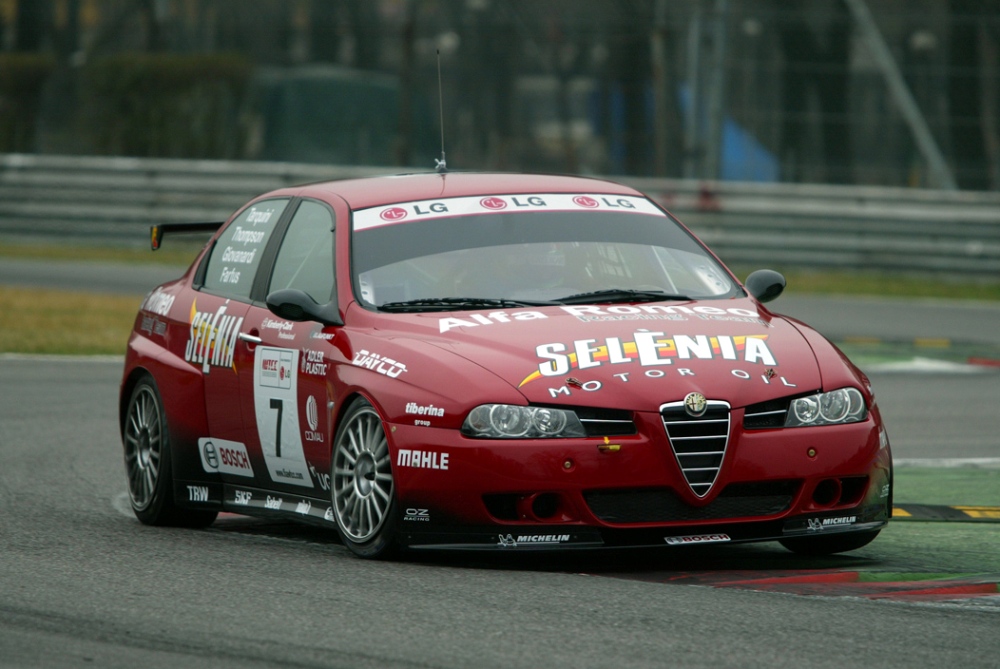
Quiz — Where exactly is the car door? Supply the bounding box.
[191,198,290,486]
[236,199,340,499]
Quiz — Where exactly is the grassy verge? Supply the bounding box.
[0,286,140,355]
[0,240,204,268]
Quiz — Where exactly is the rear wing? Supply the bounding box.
[150,221,224,250]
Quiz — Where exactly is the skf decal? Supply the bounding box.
[184,300,243,374]
[520,333,775,386]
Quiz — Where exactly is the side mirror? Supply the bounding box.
[745,269,786,304]
[266,289,343,326]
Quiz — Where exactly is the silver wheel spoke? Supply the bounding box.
[333,405,394,543]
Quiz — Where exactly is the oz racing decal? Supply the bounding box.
[520,332,776,386]
[253,346,313,488]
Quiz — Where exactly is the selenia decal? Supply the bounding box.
[253,346,313,488]
[519,332,776,386]
[185,300,244,374]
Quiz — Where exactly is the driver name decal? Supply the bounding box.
[519,332,776,386]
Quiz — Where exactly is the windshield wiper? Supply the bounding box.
[553,288,693,305]
[376,296,559,313]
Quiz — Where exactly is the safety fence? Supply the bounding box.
[1,153,998,278]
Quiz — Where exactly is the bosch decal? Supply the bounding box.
[198,438,254,477]
[664,533,731,545]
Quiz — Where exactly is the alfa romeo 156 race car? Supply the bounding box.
[120,171,892,559]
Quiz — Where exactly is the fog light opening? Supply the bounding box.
[530,493,560,520]
[812,479,842,507]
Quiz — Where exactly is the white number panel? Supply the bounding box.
[253,346,313,488]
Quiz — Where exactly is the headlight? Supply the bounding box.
[785,388,867,427]
[462,405,586,439]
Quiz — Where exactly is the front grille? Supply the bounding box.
[660,400,730,497]
[535,405,636,437]
[743,397,790,429]
[585,481,800,523]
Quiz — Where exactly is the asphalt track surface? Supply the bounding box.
[1,258,999,667]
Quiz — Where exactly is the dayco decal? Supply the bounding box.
[664,533,731,545]
[520,332,776,386]
[352,349,407,377]
[185,300,243,374]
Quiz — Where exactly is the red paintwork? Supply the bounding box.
[121,172,891,551]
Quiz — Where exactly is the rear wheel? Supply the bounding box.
[122,376,217,528]
[779,529,880,556]
[331,397,398,559]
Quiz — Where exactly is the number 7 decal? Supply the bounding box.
[270,398,283,458]
[253,346,313,488]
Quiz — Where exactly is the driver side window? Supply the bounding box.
[269,200,336,303]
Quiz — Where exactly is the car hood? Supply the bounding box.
[397,299,824,411]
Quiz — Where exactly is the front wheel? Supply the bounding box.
[331,397,398,559]
[122,376,217,528]
[779,529,880,556]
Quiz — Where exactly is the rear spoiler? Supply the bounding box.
[150,221,224,250]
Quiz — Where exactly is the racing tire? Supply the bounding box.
[122,376,217,528]
[331,397,399,559]
[779,529,880,556]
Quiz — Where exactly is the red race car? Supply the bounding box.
[120,172,892,559]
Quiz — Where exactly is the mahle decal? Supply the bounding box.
[520,332,776,386]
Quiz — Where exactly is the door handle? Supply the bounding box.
[238,332,262,344]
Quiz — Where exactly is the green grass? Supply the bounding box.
[0,285,141,355]
[0,240,203,268]
[730,266,1000,302]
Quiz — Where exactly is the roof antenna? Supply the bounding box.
[434,49,448,174]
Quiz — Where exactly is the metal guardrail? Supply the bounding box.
[1,153,998,278]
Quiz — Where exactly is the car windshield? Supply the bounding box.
[351,199,740,309]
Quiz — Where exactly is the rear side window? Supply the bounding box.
[268,200,335,303]
[203,199,289,299]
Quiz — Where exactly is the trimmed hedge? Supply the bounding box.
[0,53,56,152]
[82,53,252,158]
